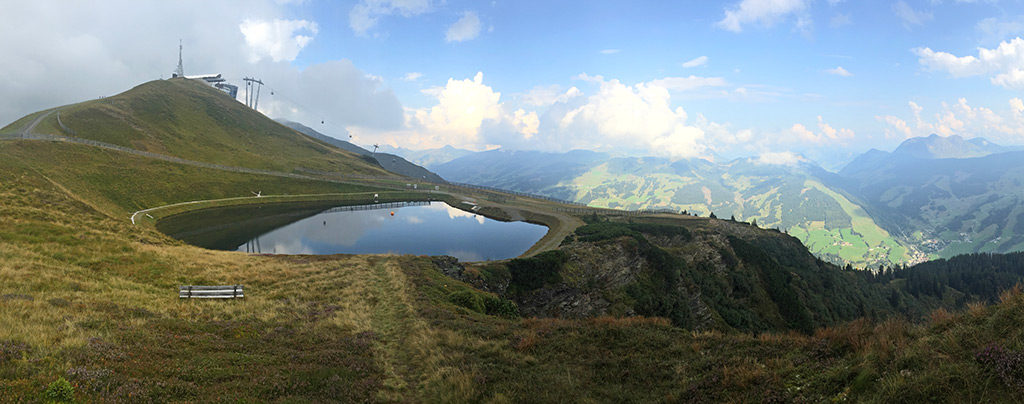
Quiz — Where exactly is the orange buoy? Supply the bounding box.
[390,211,394,216]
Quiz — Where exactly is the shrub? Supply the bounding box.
[506,251,566,295]
[483,295,519,318]
[448,290,485,313]
[44,377,74,403]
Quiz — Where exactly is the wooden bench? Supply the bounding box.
[178,285,244,299]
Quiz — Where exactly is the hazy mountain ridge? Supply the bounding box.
[841,134,1023,176]
[425,135,1024,267]
[838,144,1024,260]
[434,149,913,268]
[379,144,474,168]
[278,120,445,182]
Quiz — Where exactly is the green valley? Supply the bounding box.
[435,151,918,269]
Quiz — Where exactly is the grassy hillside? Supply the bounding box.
[4,144,1024,401]
[3,78,393,177]
[5,81,1024,401]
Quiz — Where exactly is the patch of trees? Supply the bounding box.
[867,252,1024,303]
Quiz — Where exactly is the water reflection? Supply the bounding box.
[171,201,547,261]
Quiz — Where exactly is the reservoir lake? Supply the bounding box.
[158,201,548,261]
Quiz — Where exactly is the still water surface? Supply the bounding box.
[162,201,547,261]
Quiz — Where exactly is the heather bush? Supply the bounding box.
[976,343,1024,391]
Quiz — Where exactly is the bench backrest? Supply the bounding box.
[178,285,244,299]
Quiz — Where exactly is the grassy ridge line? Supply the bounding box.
[0,109,54,135]
[50,79,393,176]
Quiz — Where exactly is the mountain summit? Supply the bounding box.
[841,134,1021,176]
[892,134,1017,159]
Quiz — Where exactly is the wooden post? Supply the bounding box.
[188,285,192,298]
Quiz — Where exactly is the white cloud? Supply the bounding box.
[239,19,318,63]
[350,0,432,35]
[717,0,809,33]
[825,66,852,76]
[511,109,540,138]
[877,98,1024,142]
[756,151,805,166]
[394,72,541,149]
[893,1,932,29]
[647,75,728,91]
[415,72,501,140]
[786,116,854,143]
[878,115,913,139]
[402,72,423,81]
[977,16,1024,43]
[682,56,709,68]
[1011,97,1024,116]
[520,85,582,107]
[555,77,708,158]
[600,49,621,55]
[446,11,482,42]
[915,37,1024,89]
[360,73,752,159]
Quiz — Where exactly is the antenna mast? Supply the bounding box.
[174,39,184,78]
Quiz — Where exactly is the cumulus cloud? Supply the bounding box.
[717,0,809,32]
[511,109,540,139]
[682,56,708,68]
[379,72,537,149]
[915,37,1024,89]
[786,116,854,143]
[402,72,423,81]
[415,72,501,139]
[556,76,708,158]
[239,19,318,62]
[446,11,482,42]
[1011,98,1024,117]
[825,66,852,76]
[893,1,932,29]
[520,85,582,107]
[349,0,432,35]
[877,98,1024,142]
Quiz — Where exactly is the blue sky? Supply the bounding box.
[280,0,1024,165]
[4,0,1024,168]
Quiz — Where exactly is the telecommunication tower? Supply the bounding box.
[174,39,184,78]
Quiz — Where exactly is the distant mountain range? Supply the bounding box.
[392,135,1024,268]
[378,144,473,169]
[278,120,445,182]
[836,135,1024,260]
